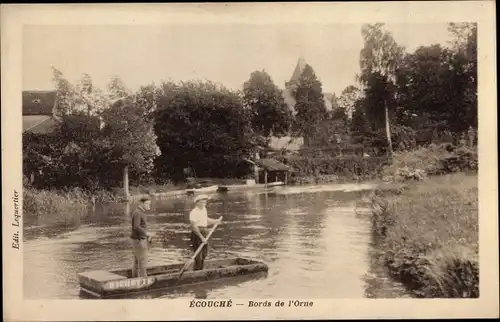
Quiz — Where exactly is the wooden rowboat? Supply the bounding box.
[217,181,284,192]
[185,185,219,194]
[78,257,268,298]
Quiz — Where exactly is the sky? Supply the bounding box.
[23,23,452,96]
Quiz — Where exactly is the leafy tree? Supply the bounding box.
[154,80,262,181]
[447,22,477,132]
[243,70,293,138]
[395,22,477,135]
[358,23,405,155]
[293,64,328,146]
[338,85,361,118]
[135,83,163,121]
[396,45,453,127]
[26,68,161,192]
[51,66,76,115]
[330,106,349,124]
[100,97,160,181]
[107,76,132,101]
[351,99,371,134]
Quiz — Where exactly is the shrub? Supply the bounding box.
[394,167,427,182]
[391,125,417,152]
[383,144,454,178]
[441,146,478,173]
[279,155,390,180]
[289,174,340,185]
[382,143,478,182]
[369,191,394,237]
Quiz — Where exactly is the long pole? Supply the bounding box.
[175,221,220,284]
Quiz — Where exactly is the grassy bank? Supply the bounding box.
[370,172,478,298]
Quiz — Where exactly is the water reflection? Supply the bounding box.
[24,184,410,299]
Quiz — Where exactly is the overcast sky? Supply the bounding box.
[23,23,452,96]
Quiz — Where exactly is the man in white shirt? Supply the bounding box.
[189,194,222,270]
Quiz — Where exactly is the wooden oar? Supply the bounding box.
[175,221,220,284]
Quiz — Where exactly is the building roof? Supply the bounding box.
[255,158,290,171]
[23,90,57,115]
[23,115,58,134]
[289,56,307,84]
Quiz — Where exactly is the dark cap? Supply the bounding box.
[139,195,151,203]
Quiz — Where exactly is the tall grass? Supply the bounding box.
[23,187,119,217]
[370,173,479,298]
[24,188,89,217]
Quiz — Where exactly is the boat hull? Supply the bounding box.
[185,185,218,194]
[78,257,268,298]
[217,182,284,192]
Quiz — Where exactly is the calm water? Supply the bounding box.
[24,184,410,299]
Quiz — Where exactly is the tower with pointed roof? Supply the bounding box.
[282,57,333,114]
[285,56,307,92]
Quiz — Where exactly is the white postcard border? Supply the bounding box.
[2,2,498,320]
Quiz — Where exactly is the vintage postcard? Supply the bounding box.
[2,2,498,320]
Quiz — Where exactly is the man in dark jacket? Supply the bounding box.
[131,196,153,277]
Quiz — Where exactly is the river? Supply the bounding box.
[23,183,411,299]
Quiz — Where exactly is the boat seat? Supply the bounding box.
[79,270,125,282]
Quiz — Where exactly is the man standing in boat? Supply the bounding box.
[130,196,154,277]
[189,194,222,270]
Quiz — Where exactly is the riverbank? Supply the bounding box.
[369,172,478,298]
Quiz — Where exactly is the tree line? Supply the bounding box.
[23,22,477,191]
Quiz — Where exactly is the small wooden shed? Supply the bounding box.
[254,158,291,185]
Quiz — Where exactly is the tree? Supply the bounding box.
[396,45,454,127]
[37,68,161,193]
[351,99,370,133]
[338,85,361,118]
[51,66,77,115]
[358,23,405,156]
[100,97,160,193]
[447,22,477,132]
[154,81,262,182]
[107,76,132,101]
[135,83,163,121]
[395,25,477,135]
[293,64,328,146]
[330,106,349,124]
[243,70,293,138]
